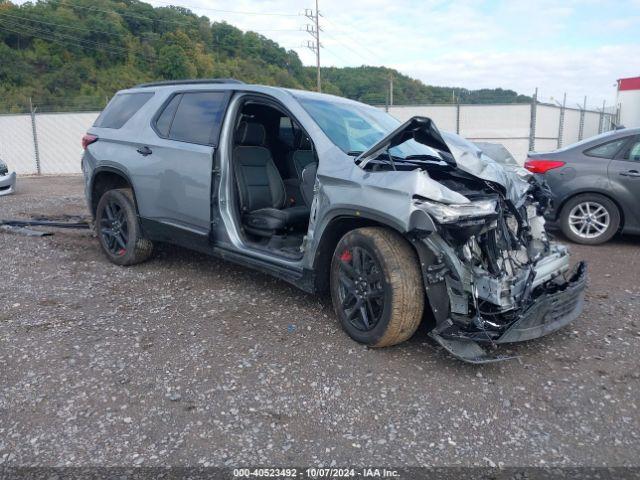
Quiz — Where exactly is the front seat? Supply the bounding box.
[283,132,317,207]
[289,133,316,180]
[233,122,310,237]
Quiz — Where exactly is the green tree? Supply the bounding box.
[0,0,530,113]
[157,45,196,79]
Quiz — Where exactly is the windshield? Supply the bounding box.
[297,96,440,159]
[473,141,519,166]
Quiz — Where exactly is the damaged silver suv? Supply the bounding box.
[82,79,587,363]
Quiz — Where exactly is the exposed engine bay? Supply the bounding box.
[417,170,586,362]
[354,117,587,363]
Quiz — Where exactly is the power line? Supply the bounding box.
[323,45,350,65]
[0,1,307,75]
[321,16,381,60]
[0,21,145,59]
[322,29,374,63]
[147,0,300,17]
[45,0,206,27]
[0,19,140,55]
[45,0,302,29]
[2,0,370,76]
[0,11,128,38]
[0,15,300,54]
[0,12,300,38]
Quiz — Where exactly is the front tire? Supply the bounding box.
[559,193,620,245]
[95,188,153,266]
[330,227,424,347]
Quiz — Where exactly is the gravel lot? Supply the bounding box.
[1,175,639,468]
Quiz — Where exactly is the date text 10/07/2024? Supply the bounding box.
[233,468,400,478]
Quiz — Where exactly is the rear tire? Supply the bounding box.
[330,227,424,347]
[559,193,620,245]
[95,188,153,266]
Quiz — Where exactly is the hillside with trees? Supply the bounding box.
[0,0,530,112]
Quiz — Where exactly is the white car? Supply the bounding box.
[0,158,16,196]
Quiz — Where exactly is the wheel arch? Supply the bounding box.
[90,167,138,217]
[311,211,418,294]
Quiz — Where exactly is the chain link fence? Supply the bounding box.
[386,98,618,163]
[0,109,99,174]
[0,97,618,175]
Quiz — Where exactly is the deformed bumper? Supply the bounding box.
[0,171,17,196]
[496,261,587,343]
[430,261,588,363]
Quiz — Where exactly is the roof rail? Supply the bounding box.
[134,78,245,88]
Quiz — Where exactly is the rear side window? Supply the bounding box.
[584,138,627,159]
[155,91,228,145]
[155,94,181,137]
[94,92,154,129]
[623,137,640,161]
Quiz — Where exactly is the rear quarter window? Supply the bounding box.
[94,92,154,129]
[583,137,628,159]
[154,91,229,145]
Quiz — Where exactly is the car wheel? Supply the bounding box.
[559,193,620,245]
[95,188,153,265]
[330,227,424,347]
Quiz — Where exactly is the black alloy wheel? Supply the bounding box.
[100,197,129,257]
[337,246,385,332]
[95,189,153,266]
[330,227,425,347]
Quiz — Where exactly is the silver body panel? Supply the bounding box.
[82,83,580,355]
[0,171,16,196]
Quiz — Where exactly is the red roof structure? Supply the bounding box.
[617,76,640,91]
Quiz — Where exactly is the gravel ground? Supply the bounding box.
[1,175,639,468]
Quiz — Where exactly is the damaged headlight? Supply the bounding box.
[0,160,8,176]
[417,198,497,224]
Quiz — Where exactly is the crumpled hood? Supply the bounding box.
[441,131,533,207]
[355,116,532,206]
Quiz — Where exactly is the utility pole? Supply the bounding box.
[305,1,322,92]
[389,73,394,106]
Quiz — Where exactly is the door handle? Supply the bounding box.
[136,146,152,156]
[620,170,640,177]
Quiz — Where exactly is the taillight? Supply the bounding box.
[82,133,98,150]
[524,159,565,174]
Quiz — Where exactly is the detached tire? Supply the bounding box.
[95,188,153,266]
[559,193,620,245]
[330,227,424,347]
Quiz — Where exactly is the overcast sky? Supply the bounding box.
[141,0,639,107]
[107,0,640,106]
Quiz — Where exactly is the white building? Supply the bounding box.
[616,76,640,128]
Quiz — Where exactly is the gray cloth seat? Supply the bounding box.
[233,122,309,236]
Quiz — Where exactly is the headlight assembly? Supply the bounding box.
[417,198,497,224]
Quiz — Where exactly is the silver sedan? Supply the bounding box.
[0,159,16,196]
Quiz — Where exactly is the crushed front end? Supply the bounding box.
[414,179,587,363]
[353,116,587,362]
